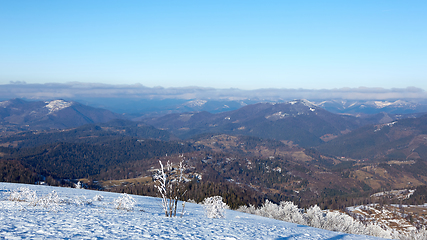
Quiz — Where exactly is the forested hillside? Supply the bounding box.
[1,100,426,215]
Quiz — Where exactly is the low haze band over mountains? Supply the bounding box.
[2,82,426,101]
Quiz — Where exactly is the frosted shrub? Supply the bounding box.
[154,159,187,217]
[238,201,305,225]
[8,188,62,211]
[403,227,427,240]
[301,205,393,238]
[72,196,90,206]
[324,211,363,235]
[93,194,103,202]
[8,187,37,202]
[306,207,393,238]
[113,193,136,211]
[255,200,279,219]
[203,196,227,219]
[237,204,257,215]
[238,201,302,223]
[32,190,62,212]
[74,181,82,189]
[277,201,306,225]
[237,199,396,239]
[304,205,325,229]
[364,223,394,239]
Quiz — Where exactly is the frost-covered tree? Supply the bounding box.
[154,158,187,217]
[203,196,228,219]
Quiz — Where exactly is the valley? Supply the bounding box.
[1,98,427,233]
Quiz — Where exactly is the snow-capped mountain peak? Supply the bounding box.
[373,101,393,108]
[45,100,73,114]
[300,99,316,108]
[288,99,316,108]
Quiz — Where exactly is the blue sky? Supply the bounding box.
[1,1,426,90]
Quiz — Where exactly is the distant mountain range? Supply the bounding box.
[77,98,427,118]
[0,98,122,132]
[3,97,427,120]
[316,99,427,115]
[2,98,426,147]
[75,97,256,117]
[143,100,365,147]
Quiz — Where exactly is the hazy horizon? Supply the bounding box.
[1,82,426,101]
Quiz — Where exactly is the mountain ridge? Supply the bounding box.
[143,100,366,147]
[0,98,123,133]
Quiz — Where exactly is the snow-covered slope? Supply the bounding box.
[0,182,382,239]
[45,100,73,114]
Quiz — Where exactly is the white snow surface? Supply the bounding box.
[184,100,207,107]
[0,182,384,239]
[45,100,73,113]
[373,101,394,108]
[265,111,289,120]
[300,99,316,108]
[288,99,316,108]
[0,100,11,108]
[372,100,411,109]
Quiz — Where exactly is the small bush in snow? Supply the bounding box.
[72,196,91,206]
[113,193,136,211]
[74,181,82,189]
[203,196,227,219]
[8,187,37,202]
[32,190,62,212]
[93,194,103,202]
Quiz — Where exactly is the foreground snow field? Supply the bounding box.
[0,182,383,239]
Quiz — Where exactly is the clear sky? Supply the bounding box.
[0,1,426,90]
